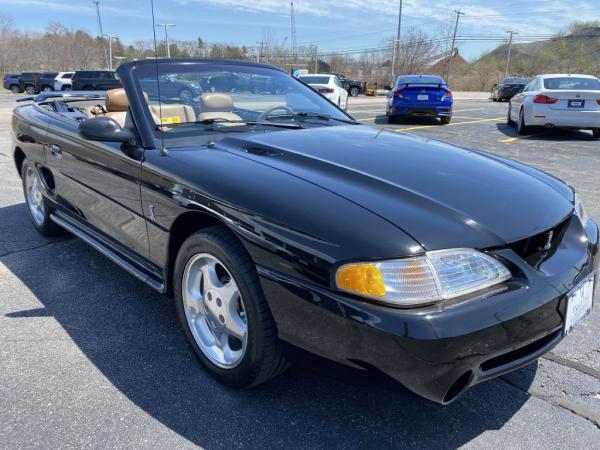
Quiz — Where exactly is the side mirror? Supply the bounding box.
[78,117,136,143]
[384,85,392,91]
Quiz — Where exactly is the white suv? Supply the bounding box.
[53,72,75,91]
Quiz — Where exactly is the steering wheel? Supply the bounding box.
[257,105,295,122]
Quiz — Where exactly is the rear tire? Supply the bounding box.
[42,85,53,92]
[174,226,287,388]
[593,129,600,139]
[440,115,451,125]
[25,85,35,95]
[507,104,514,125]
[517,108,529,135]
[349,87,359,97]
[21,160,62,236]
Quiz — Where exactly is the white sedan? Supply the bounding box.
[299,74,348,110]
[508,73,600,138]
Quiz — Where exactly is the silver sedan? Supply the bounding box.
[508,73,600,138]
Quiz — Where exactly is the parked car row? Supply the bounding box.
[2,70,121,94]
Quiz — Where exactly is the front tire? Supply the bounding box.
[349,87,359,97]
[21,161,62,236]
[10,84,20,93]
[593,129,600,139]
[174,226,287,388]
[440,115,451,125]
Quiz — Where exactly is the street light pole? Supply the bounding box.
[155,24,175,58]
[504,31,517,78]
[102,35,116,71]
[390,0,403,85]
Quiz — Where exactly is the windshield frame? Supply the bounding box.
[118,58,355,148]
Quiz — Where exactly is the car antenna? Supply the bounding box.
[150,0,167,156]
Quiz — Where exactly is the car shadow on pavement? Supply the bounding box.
[1,202,537,449]
[496,123,597,141]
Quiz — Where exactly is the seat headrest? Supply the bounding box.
[201,93,234,112]
[106,88,129,112]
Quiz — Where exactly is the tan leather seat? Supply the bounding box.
[104,88,129,127]
[149,104,196,125]
[198,93,242,122]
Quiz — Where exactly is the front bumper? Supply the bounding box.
[258,217,599,404]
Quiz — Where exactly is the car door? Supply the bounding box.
[42,111,149,259]
[510,78,534,120]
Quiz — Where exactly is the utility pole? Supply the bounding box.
[257,41,265,63]
[290,2,297,60]
[155,24,175,58]
[390,0,403,85]
[103,35,117,71]
[504,31,517,78]
[94,1,109,69]
[314,45,318,73]
[446,9,464,84]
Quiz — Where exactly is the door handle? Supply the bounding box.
[50,144,62,159]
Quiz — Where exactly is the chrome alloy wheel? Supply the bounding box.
[182,253,248,368]
[25,165,45,226]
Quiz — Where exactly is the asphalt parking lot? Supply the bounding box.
[1,91,599,449]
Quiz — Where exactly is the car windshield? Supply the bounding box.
[132,62,353,136]
[396,75,444,85]
[299,76,331,84]
[543,77,600,90]
[502,77,527,84]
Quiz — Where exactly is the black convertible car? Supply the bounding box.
[11,59,598,404]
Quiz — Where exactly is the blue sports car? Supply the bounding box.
[386,74,453,124]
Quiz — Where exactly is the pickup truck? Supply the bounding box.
[332,73,366,97]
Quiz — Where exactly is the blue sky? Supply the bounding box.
[1,0,600,60]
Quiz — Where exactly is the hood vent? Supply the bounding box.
[241,145,281,157]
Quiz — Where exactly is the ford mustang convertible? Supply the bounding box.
[11,59,598,404]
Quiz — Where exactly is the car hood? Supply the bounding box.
[211,125,573,250]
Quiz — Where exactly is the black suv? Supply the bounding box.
[35,72,59,92]
[19,72,42,94]
[71,71,121,90]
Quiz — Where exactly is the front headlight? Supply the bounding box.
[574,193,588,225]
[335,249,511,307]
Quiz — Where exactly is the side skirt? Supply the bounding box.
[50,211,165,293]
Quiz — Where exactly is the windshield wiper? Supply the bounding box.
[160,117,303,129]
[265,112,360,125]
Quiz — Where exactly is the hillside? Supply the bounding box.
[475,26,600,77]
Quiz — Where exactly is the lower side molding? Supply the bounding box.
[50,212,165,293]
